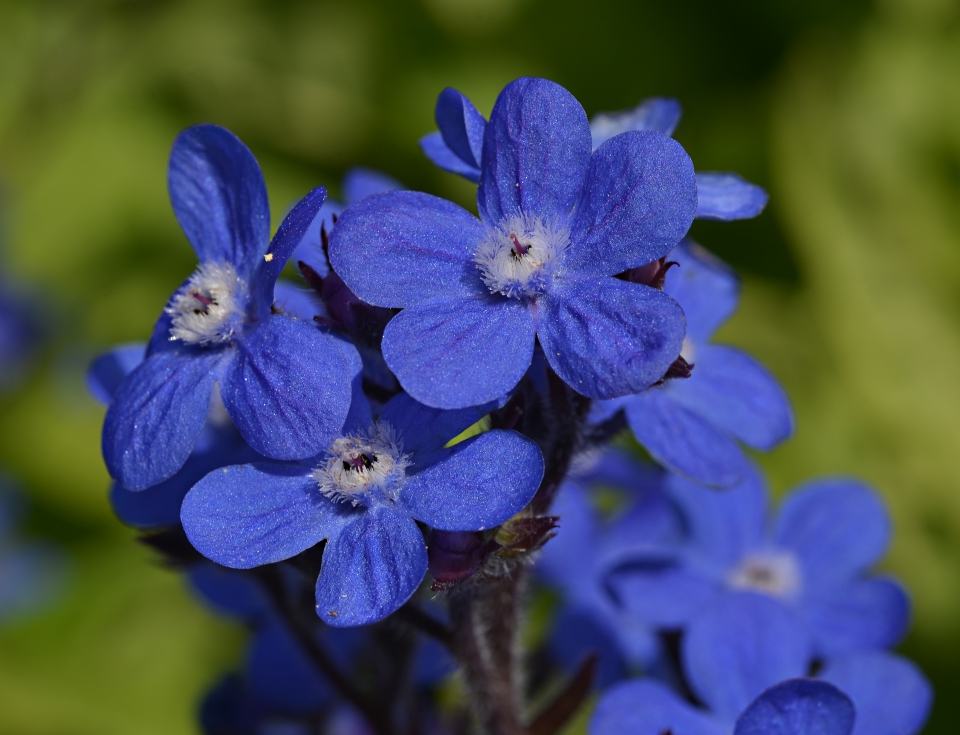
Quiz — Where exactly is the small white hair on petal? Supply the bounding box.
[474,214,569,299]
[167,261,245,345]
[312,421,411,505]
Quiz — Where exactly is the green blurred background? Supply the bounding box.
[0,0,958,731]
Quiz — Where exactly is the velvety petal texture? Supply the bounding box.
[378,392,493,464]
[87,343,146,405]
[252,186,327,315]
[382,296,535,409]
[589,97,683,148]
[565,132,697,277]
[420,132,483,181]
[220,315,351,460]
[695,172,769,221]
[539,278,685,399]
[329,191,484,308]
[102,349,222,490]
[401,430,543,530]
[315,506,427,627]
[168,124,270,277]
[181,463,350,568]
[665,239,740,342]
[623,388,750,488]
[734,679,855,735]
[434,87,486,173]
[478,77,591,224]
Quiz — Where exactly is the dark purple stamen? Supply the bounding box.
[509,233,529,258]
[190,291,215,307]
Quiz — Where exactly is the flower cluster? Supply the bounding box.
[92,77,931,735]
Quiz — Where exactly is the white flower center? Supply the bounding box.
[167,262,245,345]
[312,421,411,505]
[726,551,801,599]
[680,336,696,364]
[474,214,569,299]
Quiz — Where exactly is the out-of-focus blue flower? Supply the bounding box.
[0,476,64,621]
[592,240,793,487]
[609,467,909,658]
[589,593,930,735]
[0,277,42,392]
[332,77,695,409]
[101,124,353,491]
[421,91,767,222]
[88,342,263,529]
[182,391,543,626]
[292,167,402,280]
[537,451,680,684]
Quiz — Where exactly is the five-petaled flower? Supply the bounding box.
[101,124,354,491]
[330,77,697,409]
[181,391,544,626]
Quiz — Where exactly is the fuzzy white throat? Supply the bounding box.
[312,422,411,505]
[167,262,245,345]
[474,214,569,299]
[726,551,801,599]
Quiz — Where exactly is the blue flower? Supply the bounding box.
[0,276,42,392]
[608,467,909,658]
[589,594,930,735]
[592,240,794,487]
[421,91,767,221]
[536,450,680,684]
[181,391,543,626]
[101,124,354,491]
[0,476,64,621]
[292,167,402,279]
[89,342,264,529]
[332,77,696,409]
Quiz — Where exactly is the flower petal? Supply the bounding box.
[181,462,351,568]
[774,479,890,592]
[734,679,855,735]
[221,315,351,460]
[102,349,222,490]
[590,98,683,148]
[665,239,740,342]
[382,295,536,409]
[329,191,485,308]
[820,651,932,735]
[87,343,146,405]
[435,87,486,171]
[168,124,269,277]
[419,132,482,182]
[478,77,591,224]
[343,167,403,203]
[591,679,725,735]
[670,345,794,451]
[252,186,327,315]
[684,593,812,722]
[565,132,697,277]
[611,562,719,628]
[695,173,769,221]
[400,429,543,531]
[539,277,685,399]
[315,506,427,627]
[378,391,494,463]
[291,200,342,279]
[623,387,751,488]
[803,577,910,656]
[667,466,768,570]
